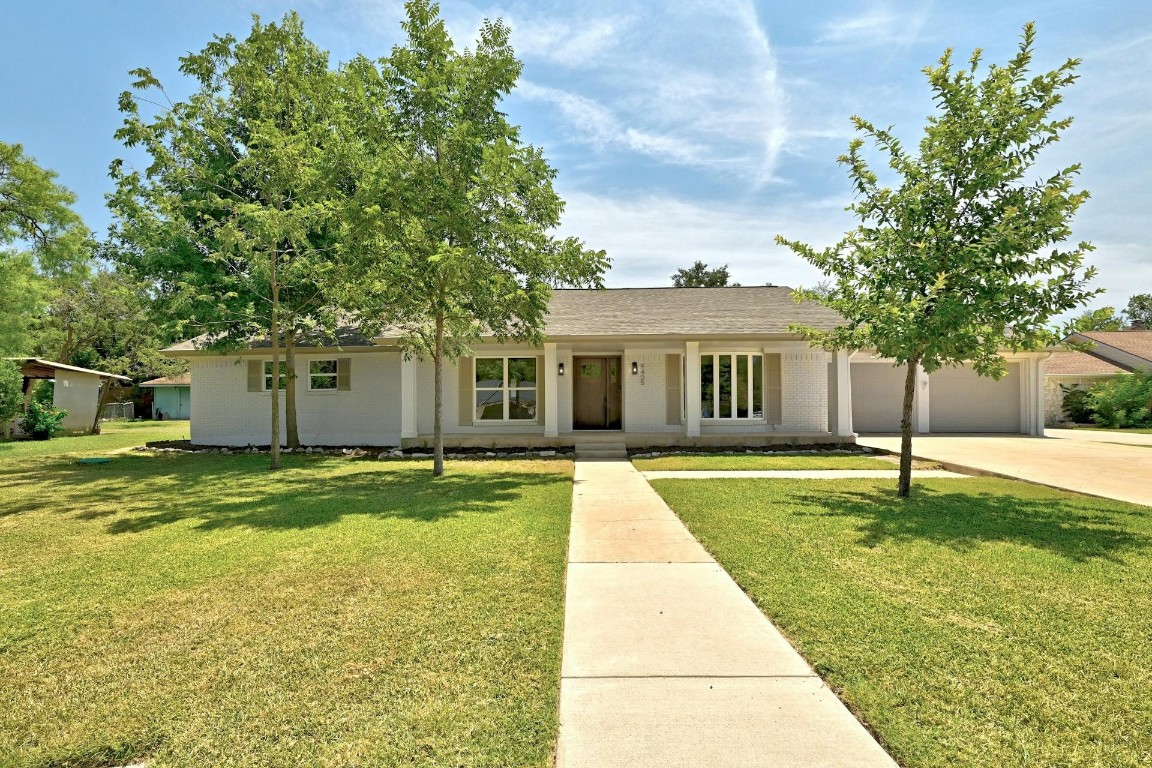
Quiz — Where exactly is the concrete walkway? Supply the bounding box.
[641,469,969,480]
[857,434,1152,507]
[1046,427,1152,447]
[556,459,897,768]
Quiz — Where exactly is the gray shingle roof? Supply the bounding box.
[164,324,373,353]
[542,287,842,337]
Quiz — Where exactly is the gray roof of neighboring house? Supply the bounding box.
[1074,331,1152,364]
[140,373,192,387]
[1044,350,1131,376]
[7,357,132,381]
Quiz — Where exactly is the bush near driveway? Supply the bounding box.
[651,477,1152,768]
[0,452,572,767]
[1090,369,1152,428]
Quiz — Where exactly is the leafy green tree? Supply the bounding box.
[1062,306,1127,336]
[0,141,92,354]
[110,13,348,468]
[671,260,738,287]
[777,24,1098,497]
[1089,370,1152,428]
[0,359,24,439]
[1125,293,1152,329]
[344,0,608,476]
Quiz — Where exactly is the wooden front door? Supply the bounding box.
[573,357,622,429]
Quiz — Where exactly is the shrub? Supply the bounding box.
[1089,370,1152,428]
[20,400,68,439]
[0,360,23,435]
[1059,385,1095,423]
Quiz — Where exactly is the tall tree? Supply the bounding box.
[671,260,738,287]
[1125,293,1152,329]
[110,13,347,468]
[0,141,92,354]
[1062,306,1127,336]
[777,23,1098,497]
[344,0,607,476]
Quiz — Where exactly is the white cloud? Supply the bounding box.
[507,16,626,66]
[557,190,855,289]
[818,2,931,47]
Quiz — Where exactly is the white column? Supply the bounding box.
[685,341,701,437]
[914,363,930,434]
[1031,356,1045,436]
[543,343,558,438]
[401,355,418,439]
[835,349,854,437]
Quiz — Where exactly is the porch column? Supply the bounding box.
[400,355,417,439]
[835,350,854,437]
[914,363,930,434]
[685,341,701,437]
[543,343,558,438]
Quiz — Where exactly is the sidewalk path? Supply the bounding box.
[556,459,897,768]
[641,468,968,480]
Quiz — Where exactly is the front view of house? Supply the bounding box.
[166,287,1047,447]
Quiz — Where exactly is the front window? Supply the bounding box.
[263,361,287,391]
[701,354,763,419]
[309,359,339,390]
[476,357,537,421]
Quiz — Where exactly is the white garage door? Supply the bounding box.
[929,363,1021,433]
[851,363,908,432]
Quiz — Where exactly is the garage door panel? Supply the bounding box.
[851,363,908,433]
[929,363,1020,433]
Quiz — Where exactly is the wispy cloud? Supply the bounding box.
[818,2,931,47]
[507,15,627,67]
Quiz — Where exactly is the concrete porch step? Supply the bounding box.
[575,442,629,460]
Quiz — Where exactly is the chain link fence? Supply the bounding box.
[100,402,136,421]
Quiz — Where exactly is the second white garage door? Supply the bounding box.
[929,363,1021,433]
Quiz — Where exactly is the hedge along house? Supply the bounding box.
[163,286,1047,448]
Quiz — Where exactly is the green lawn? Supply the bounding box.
[0,420,188,460]
[650,477,1152,768]
[0,447,572,767]
[632,453,894,471]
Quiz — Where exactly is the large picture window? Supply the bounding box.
[475,357,537,421]
[701,353,763,419]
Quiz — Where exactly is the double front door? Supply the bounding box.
[573,356,622,430]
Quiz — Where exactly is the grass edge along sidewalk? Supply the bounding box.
[650,476,1152,768]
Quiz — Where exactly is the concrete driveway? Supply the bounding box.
[856,433,1152,507]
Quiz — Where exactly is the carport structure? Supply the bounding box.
[7,358,131,435]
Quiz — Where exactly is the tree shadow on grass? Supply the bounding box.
[0,455,568,533]
[788,485,1150,564]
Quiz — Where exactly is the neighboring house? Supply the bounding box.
[139,373,192,420]
[6,358,132,435]
[1044,330,1152,425]
[163,287,1048,447]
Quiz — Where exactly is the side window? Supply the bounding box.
[263,361,287,391]
[309,360,338,390]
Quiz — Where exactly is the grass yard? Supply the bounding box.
[0,447,572,767]
[632,453,895,471]
[0,420,188,460]
[650,477,1152,768]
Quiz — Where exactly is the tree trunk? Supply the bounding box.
[897,355,921,497]
[285,329,300,449]
[269,259,282,471]
[90,378,114,435]
[433,311,445,477]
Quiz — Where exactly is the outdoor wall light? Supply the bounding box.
[558,362,565,376]
[631,361,639,375]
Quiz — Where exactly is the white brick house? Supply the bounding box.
[165,287,1047,447]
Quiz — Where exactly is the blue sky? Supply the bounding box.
[3,0,1149,314]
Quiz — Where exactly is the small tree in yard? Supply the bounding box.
[345,1,608,477]
[110,14,348,469]
[777,23,1099,497]
[0,360,23,439]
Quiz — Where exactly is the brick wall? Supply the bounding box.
[781,351,830,432]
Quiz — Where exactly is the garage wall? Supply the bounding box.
[929,363,1021,433]
[851,362,910,433]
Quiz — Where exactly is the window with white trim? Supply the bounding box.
[475,357,537,421]
[263,361,287,391]
[308,359,339,390]
[700,353,763,419]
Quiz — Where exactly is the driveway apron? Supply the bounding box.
[555,458,897,768]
